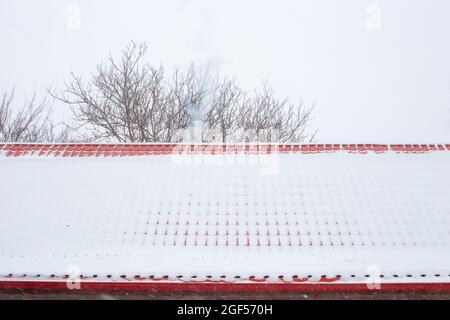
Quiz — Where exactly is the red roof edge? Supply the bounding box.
[0,143,449,157]
[1,280,450,293]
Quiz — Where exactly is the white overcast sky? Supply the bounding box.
[1,0,449,143]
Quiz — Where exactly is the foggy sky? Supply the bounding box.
[1,0,449,143]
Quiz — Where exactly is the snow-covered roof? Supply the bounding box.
[1,143,450,292]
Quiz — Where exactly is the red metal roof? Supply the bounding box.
[0,143,449,158]
[1,143,450,293]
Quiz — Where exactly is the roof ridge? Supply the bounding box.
[0,143,449,157]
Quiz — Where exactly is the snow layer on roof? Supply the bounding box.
[0,147,450,284]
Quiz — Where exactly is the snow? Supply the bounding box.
[0,147,450,285]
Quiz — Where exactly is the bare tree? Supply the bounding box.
[0,89,69,143]
[204,77,247,143]
[50,41,316,144]
[49,41,191,143]
[239,83,315,143]
[167,66,209,141]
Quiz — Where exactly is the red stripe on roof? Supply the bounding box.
[0,144,448,157]
[1,280,450,293]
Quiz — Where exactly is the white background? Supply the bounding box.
[1,0,449,143]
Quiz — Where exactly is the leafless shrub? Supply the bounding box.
[203,77,248,143]
[167,66,210,142]
[239,83,316,143]
[0,89,69,143]
[50,41,316,144]
[49,42,195,143]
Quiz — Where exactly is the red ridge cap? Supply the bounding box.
[0,280,450,293]
[0,144,448,157]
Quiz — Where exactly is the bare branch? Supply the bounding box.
[0,88,69,143]
[49,41,316,144]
